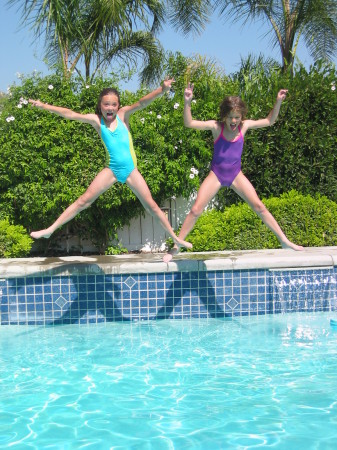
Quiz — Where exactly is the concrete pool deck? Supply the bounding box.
[1,246,337,278]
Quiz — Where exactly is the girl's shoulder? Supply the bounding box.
[211,120,224,140]
[240,119,254,134]
[72,112,100,127]
[85,113,101,132]
[83,112,100,122]
[205,119,221,131]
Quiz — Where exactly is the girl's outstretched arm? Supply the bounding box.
[184,83,218,133]
[29,99,99,128]
[184,83,218,134]
[120,78,175,123]
[242,89,288,132]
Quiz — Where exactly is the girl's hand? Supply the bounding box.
[184,83,194,103]
[29,99,45,109]
[277,89,288,101]
[162,77,175,92]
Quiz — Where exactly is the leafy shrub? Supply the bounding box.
[105,233,128,255]
[0,219,33,258]
[187,191,337,251]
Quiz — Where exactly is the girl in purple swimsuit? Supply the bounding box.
[163,84,303,262]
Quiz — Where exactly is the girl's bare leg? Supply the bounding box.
[126,169,192,250]
[163,171,221,262]
[30,168,117,239]
[231,172,303,250]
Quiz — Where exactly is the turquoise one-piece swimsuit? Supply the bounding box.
[100,115,137,183]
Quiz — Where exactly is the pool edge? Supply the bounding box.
[1,246,337,278]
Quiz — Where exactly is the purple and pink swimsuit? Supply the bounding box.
[211,124,244,186]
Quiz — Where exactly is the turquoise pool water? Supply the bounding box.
[1,312,337,449]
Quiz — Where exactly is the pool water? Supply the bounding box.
[1,312,337,449]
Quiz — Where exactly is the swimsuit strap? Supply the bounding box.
[238,125,243,139]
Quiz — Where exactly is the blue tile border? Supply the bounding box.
[1,266,337,325]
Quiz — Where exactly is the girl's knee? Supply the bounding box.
[77,193,94,210]
[252,201,267,215]
[190,204,203,218]
[145,199,161,216]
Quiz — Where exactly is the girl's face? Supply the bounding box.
[100,94,120,121]
[224,110,242,132]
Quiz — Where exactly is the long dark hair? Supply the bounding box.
[219,96,247,123]
[95,88,121,116]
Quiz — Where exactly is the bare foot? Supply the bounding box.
[174,237,192,249]
[281,241,304,251]
[163,246,180,263]
[30,229,52,239]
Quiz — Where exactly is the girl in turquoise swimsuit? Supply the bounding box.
[29,80,192,251]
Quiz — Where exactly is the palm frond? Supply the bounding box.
[166,0,212,36]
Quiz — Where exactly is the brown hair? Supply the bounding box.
[95,88,121,116]
[219,96,247,123]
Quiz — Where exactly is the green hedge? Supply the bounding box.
[0,219,33,258]
[187,191,337,251]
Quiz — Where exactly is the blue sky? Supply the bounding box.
[1,3,335,93]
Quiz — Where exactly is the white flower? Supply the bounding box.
[174,146,178,149]
[22,99,28,105]
[174,103,179,109]
[157,114,162,119]
[179,139,182,144]
[332,85,336,91]
[192,99,197,104]
[86,85,90,89]
[6,116,15,122]
[6,117,11,122]
[48,84,54,90]
[140,118,145,124]
[20,97,24,102]
[149,111,153,114]
[10,116,15,121]
[17,104,23,108]
[189,173,195,179]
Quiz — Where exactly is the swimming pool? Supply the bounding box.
[1,312,337,449]
[1,248,337,324]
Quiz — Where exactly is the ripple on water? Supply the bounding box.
[1,312,337,449]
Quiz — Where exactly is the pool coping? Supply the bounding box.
[1,246,337,278]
